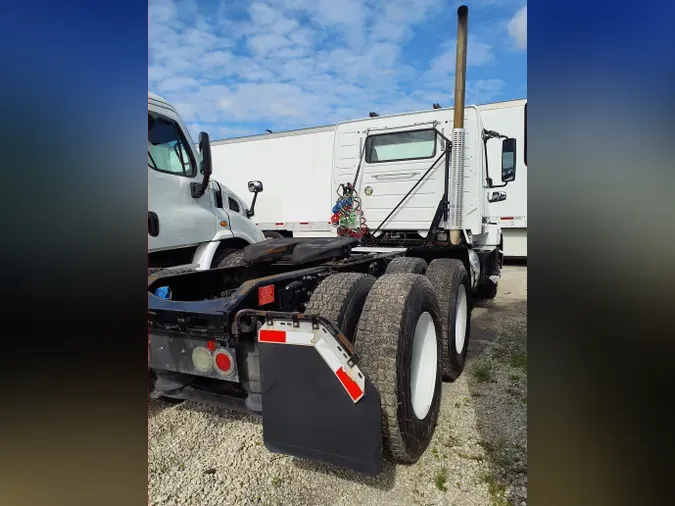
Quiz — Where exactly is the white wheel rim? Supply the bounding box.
[410,311,438,420]
[454,285,468,354]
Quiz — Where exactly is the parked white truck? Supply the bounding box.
[148,93,266,270]
[209,99,527,257]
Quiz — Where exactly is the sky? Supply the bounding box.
[149,0,527,142]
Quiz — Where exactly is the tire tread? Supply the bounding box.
[425,258,469,380]
[304,273,375,342]
[385,257,428,275]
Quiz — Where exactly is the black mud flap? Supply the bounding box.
[258,341,383,475]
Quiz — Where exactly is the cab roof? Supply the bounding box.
[148,92,170,105]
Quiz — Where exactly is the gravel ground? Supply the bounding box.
[149,265,527,506]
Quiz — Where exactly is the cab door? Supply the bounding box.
[148,104,218,251]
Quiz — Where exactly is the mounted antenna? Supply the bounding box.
[265,129,273,133]
[433,103,442,109]
[449,5,469,245]
[369,112,379,117]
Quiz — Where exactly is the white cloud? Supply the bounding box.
[312,0,368,48]
[150,0,521,140]
[155,76,201,93]
[432,37,495,73]
[247,33,292,54]
[369,0,441,43]
[424,36,496,90]
[248,2,279,25]
[508,5,527,50]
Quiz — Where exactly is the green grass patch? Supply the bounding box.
[509,353,527,371]
[434,467,448,492]
[472,362,494,383]
[478,471,510,506]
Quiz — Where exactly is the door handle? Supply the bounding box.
[148,212,160,237]
[371,172,420,180]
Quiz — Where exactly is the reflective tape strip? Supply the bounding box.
[258,321,365,403]
[315,338,364,402]
[259,329,286,343]
[335,367,364,402]
[258,328,314,345]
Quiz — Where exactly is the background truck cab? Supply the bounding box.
[148,93,265,270]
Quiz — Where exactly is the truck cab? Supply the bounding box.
[148,93,265,270]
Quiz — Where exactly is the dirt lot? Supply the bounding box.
[149,265,527,506]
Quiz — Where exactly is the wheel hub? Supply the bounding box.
[410,311,438,420]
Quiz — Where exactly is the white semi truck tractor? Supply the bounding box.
[148,5,519,476]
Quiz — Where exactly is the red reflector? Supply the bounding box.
[274,222,284,226]
[336,367,363,401]
[206,340,216,351]
[259,329,286,343]
[299,221,309,225]
[500,216,514,220]
[258,284,275,306]
[215,352,232,372]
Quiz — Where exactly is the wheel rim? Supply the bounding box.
[454,285,468,354]
[410,311,438,420]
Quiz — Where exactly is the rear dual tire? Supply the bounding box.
[355,274,443,463]
[306,272,443,464]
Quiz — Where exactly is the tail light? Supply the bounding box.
[214,350,234,375]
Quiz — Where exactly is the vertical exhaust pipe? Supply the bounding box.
[449,5,469,245]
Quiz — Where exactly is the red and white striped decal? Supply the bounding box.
[258,322,365,403]
[259,328,313,346]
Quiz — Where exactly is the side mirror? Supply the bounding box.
[501,137,516,183]
[198,132,213,177]
[246,180,263,218]
[191,131,212,198]
[488,191,507,203]
[248,180,263,193]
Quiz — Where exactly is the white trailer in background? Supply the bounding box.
[210,98,527,256]
[211,125,336,238]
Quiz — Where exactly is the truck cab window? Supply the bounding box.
[365,129,437,163]
[148,113,196,177]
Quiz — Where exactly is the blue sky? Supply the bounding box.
[149,0,526,142]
